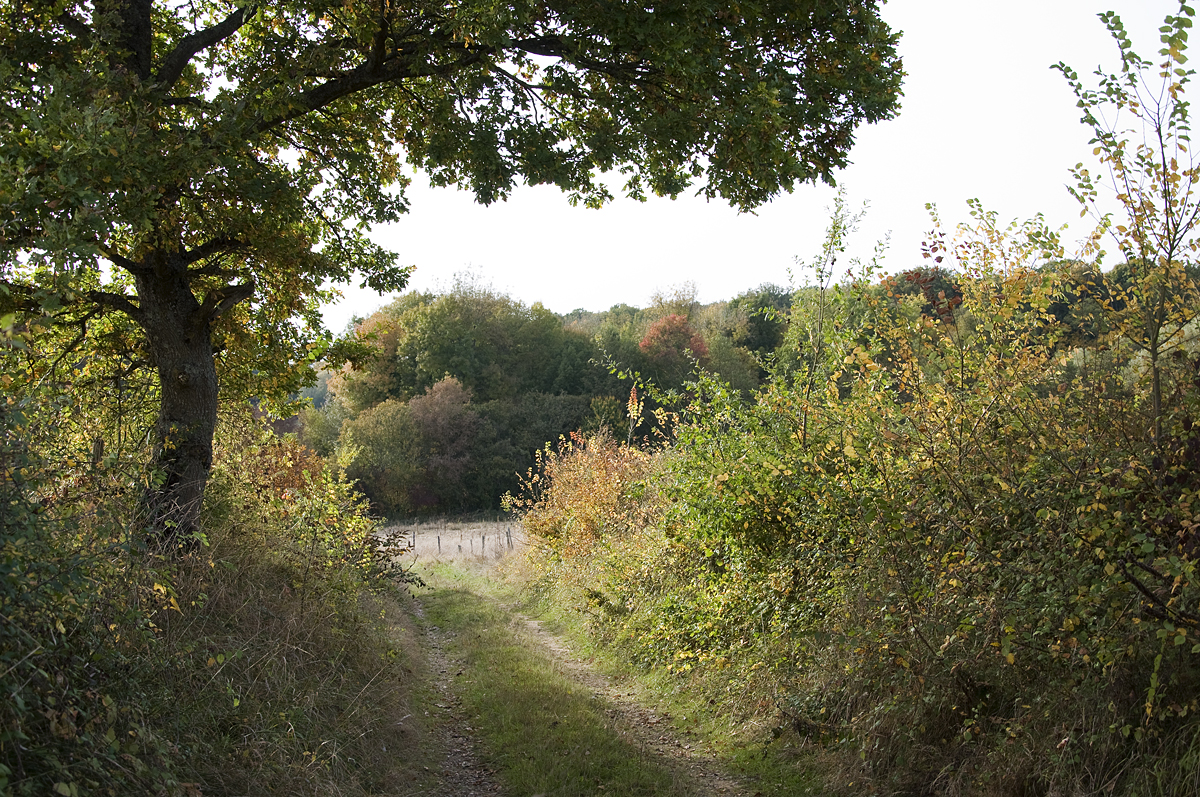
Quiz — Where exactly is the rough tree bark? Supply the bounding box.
[118,248,253,541]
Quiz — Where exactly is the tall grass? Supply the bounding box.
[1,404,432,796]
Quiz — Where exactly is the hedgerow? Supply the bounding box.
[506,11,1200,792]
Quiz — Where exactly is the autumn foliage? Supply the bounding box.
[638,314,708,383]
[504,431,657,559]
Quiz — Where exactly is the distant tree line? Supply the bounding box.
[302,277,803,515]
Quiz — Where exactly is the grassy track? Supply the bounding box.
[410,557,825,797]
[419,566,691,796]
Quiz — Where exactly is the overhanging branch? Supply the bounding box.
[183,236,246,266]
[255,47,490,133]
[88,289,144,323]
[512,34,665,90]
[100,247,153,277]
[155,5,256,92]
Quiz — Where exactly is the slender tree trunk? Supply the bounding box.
[134,251,219,543]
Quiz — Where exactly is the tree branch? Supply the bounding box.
[155,5,255,92]
[255,47,489,134]
[87,289,144,323]
[199,281,255,324]
[188,261,244,278]
[100,246,153,277]
[512,35,665,89]
[512,35,568,58]
[182,236,246,266]
[366,0,390,72]
[58,11,92,46]
[49,307,103,373]
[1120,557,1200,628]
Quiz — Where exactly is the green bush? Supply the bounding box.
[298,396,349,457]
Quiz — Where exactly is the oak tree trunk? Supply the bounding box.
[135,251,219,542]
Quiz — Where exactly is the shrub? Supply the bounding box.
[0,413,175,796]
[661,197,1200,792]
[505,430,658,558]
[298,395,349,456]
[509,186,1200,793]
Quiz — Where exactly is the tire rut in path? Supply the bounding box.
[503,607,749,797]
[410,597,503,797]
[392,523,752,797]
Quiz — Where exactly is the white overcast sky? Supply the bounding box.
[322,0,1178,333]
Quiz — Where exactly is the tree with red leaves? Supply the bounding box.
[639,314,708,387]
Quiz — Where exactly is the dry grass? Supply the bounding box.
[143,528,434,797]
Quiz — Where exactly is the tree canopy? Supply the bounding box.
[0,0,902,537]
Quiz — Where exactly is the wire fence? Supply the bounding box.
[377,519,527,564]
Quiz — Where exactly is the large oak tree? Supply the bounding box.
[0,0,902,538]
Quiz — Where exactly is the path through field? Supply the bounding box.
[382,520,751,797]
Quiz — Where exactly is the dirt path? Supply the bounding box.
[387,520,751,797]
[408,596,503,796]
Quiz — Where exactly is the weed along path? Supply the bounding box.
[386,520,751,797]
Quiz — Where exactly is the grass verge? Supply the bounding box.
[517,594,825,797]
[155,544,437,796]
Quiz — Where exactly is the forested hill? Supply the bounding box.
[300,279,796,515]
